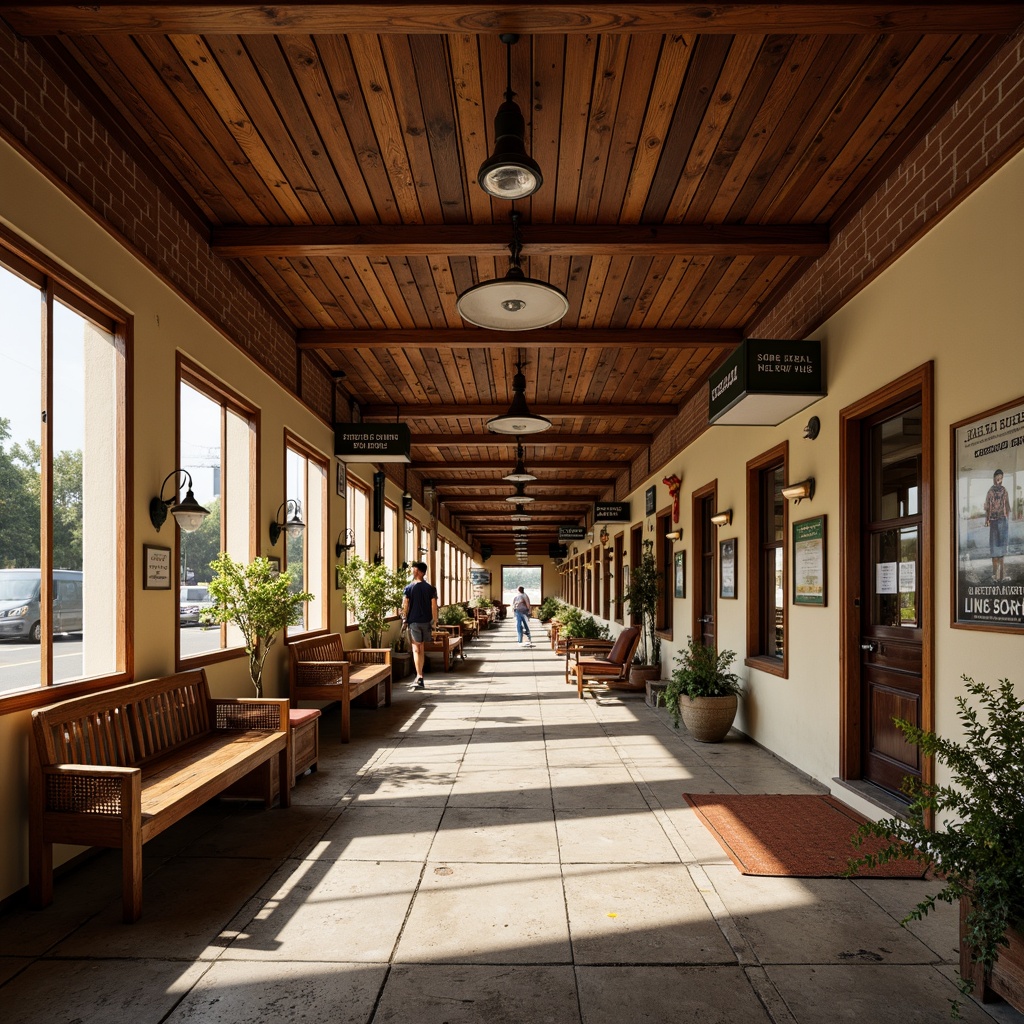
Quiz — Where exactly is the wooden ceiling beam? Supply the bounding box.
[363,403,677,419]
[434,479,613,489]
[411,460,629,471]
[8,4,1021,36]
[302,328,739,350]
[414,432,651,447]
[440,497,591,505]
[214,223,828,258]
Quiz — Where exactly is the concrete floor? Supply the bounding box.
[2,621,1021,1023]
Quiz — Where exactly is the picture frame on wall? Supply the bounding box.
[336,460,347,498]
[674,550,686,598]
[645,485,656,516]
[267,556,281,577]
[719,538,737,599]
[793,515,827,606]
[951,396,1024,632]
[143,544,172,590]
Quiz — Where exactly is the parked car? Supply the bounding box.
[179,585,214,626]
[0,569,84,643]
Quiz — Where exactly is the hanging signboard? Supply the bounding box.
[594,501,630,521]
[558,525,587,541]
[334,423,411,463]
[708,339,825,426]
[470,569,491,586]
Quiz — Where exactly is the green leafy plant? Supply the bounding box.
[334,555,409,649]
[204,552,313,696]
[848,675,1024,1008]
[556,605,609,640]
[537,596,563,622]
[623,539,660,665]
[474,596,492,609]
[438,603,469,626]
[660,635,741,728]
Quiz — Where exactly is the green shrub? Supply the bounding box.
[438,604,469,626]
[660,636,741,729]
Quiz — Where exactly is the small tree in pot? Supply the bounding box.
[848,675,1024,1014]
[334,555,409,649]
[661,635,742,741]
[623,539,661,681]
[204,552,313,697]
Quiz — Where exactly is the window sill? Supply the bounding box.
[744,655,787,679]
[0,672,132,716]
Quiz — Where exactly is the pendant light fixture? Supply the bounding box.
[487,351,552,434]
[457,211,569,331]
[503,438,537,482]
[510,504,531,522]
[505,481,535,504]
[477,33,542,200]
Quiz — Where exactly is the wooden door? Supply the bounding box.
[859,401,925,794]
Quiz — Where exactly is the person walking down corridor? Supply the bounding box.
[401,561,438,689]
[512,586,533,647]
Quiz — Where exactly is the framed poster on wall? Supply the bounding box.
[952,396,1024,632]
[336,460,347,498]
[793,515,827,606]
[674,550,686,598]
[719,538,737,599]
[143,544,172,590]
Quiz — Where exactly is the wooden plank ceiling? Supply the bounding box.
[6,3,1020,555]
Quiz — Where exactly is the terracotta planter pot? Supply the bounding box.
[959,897,1024,1012]
[679,693,738,742]
[628,663,661,689]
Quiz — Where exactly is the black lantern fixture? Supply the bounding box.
[269,499,306,546]
[456,212,568,331]
[477,33,542,201]
[487,354,552,434]
[503,438,537,482]
[149,469,210,533]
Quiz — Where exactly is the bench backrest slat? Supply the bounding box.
[32,670,213,768]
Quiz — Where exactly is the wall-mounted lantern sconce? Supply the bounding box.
[803,416,820,441]
[269,499,305,546]
[335,527,356,558]
[665,529,683,541]
[149,469,210,533]
[598,526,609,546]
[586,530,594,544]
[710,509,732,528]
[781,478,815,504]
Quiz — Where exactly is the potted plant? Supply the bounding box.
[848,675,1024,1014]
[537,596,563,623]
[390,633,413,680]
[623,539,661,685]
[204,552,313,697]
[334,555,409,649]
[661,635,742,741]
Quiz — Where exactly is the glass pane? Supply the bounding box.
[54,302,117,681]
[179,382,223,657]
[870,406,922,521]
[870,526,919,628]
[0,267,42,694]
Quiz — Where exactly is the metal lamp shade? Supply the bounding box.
[477,99,543,200]
[170,488,210,533]
[457,269,568,332]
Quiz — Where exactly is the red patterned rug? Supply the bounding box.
[683,793,929,878]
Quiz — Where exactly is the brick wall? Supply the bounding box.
[0,23,335,424]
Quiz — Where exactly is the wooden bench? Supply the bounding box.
[289,633,391,743]
[29,669,289,923]
[424,626,465,671]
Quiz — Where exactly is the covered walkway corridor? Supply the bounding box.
[1,621,1016,1023]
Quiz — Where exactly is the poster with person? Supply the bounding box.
[953,396,1024,630]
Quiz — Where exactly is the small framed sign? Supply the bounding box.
[674,550,686,599]
[267,556,281,577]
[143,544,172,590]
[645,485,656,516]
[793,515,827,606]
[336,460,347,497]
[719,538,737,599]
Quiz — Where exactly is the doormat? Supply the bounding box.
[683,793,929,878]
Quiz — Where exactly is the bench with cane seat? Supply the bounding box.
[424,625,464,671]
[570,625,642,699]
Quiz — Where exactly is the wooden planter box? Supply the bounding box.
[960,897,1024,1012]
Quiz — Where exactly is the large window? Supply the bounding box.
[346,478,370,626]
[0,242,128,702]
[383,500,398,568]
[177,363,257,662]
[746,444,788,675]
[284,435,327,636]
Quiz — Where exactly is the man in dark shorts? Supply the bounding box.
[401,561,438,689]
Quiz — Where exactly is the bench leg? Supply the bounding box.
[576,667,586,699]
[29,833,53,909]
[277,747,291,808]
[384,673,392,707]
[340,680,351,743]
[122,827,143,923]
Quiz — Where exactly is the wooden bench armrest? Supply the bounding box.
[210,697,289,732]
[40,763,139,816]
[295,661,350,686]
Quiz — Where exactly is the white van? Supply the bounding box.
[0,569,84,643]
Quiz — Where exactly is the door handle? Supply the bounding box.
[860,643,876,652]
